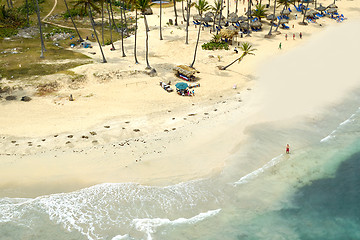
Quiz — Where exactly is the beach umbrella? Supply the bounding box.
[203,16,213,22]
[175,82,189,90]
[193,14,202,21]
[327,8,337,14]
[205,12,214,18]
[279,18,289,24]
[328,3,338,8]
[304,10,316,17]
[229,12,238,18]
[238,16,248,21]
[315,5,326,12]
[281,9,291,15]
[228,16,239,23]
[227,25,237,31]
[250,21,262,28]
[239,22,249,29]
[266,14,277,21]
[215,15,225,22]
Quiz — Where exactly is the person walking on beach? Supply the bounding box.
[285,34,287,40]
[299,32,302,39]
[286,144,290,154]
[278,42,282,50]
[293,33,295,40]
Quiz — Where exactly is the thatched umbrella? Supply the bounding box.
[228,16,239,23]
[305,10,316,17]
[229,12,238,18]
[327,8,337,14]
[245,9,255,16]
[203,16,214,23]
[238,16,248,21]
[215,15,225,22]
[193,14,202,21]
[281,9,291,15]
[220,29,237,39]
[266,14,277,21]
[279,18,289,24]
[328,3,337,8]
[315,5,327,12]
[205,12,214,18]
[227,25,238,31]
[239,22,249,29]
[250,21,262,28]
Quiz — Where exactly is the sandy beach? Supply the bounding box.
[1,0,360,198]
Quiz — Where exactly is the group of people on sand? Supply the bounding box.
[279,32,303,49]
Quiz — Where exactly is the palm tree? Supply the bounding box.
[100,0,105,46]
[190,0,210,68]
[64,0,84,41]
[129,0,139,63]
[160,0,163,40]
[136,0,154,69]
[235,0,238,14]
[301,0,310,24]
[246,0,252,36]
[266,0,277,37]
[74,0,107,63]
[182,0,186,21]
[221,42,256,70]
[25,0,30,27]
[173,0,178,25]
[35,0,45,58]
[216,0,223,35]
[119,0,126,56]
[252,3,267,21]
[185,0,191,44]
[106,1,115,50]
[212,0,222,33]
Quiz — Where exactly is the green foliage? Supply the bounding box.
[252,4,267,21]
[63,7,88,18]
[0,5,26,37]
[202,41,229,50]
[17,0,45,16]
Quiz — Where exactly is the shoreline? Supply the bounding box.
[1,1,360,197]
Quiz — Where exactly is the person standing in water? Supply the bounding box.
[286,144,290,154]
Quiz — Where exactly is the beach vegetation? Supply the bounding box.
[201,34,229,50]
[220,42,256,70]
[252,3,267,22]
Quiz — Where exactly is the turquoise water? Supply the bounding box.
[1,105,359,240]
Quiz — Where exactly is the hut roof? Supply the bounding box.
[173,65,196,77]
[220,29,237,39]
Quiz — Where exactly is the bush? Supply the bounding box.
[202,41,229,50]
[63,8,87,19]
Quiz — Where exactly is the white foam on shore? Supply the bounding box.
[234,154,284,185]
[132,209,221,240]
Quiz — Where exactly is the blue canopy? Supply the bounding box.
[175,82,189,90]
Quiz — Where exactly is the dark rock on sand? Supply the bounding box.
[21,96,32,102]
[5,96,16,101]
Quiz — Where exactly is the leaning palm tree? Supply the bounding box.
[135,0,154,69]
[190,0,210,68]
[185,0,191,44]
[35,0,45,58]
[221,42,256,70]
[301,0,310,25]
[64,0,83,41]
[74,0,107,63]
[252,3,267,22]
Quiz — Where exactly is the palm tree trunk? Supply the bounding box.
[216,0,223,35]
[247,0,251,36]
[144,14,151,69]
[185,0,191,44]
[267,0,276,36]
[25,0,30,27]
[134,9,139,64]
[302,1,309,24]
[64,0,83,41]
[235,0,238,14]
[106,2,115,50]
[120,2,126,57]
[182,0,186,22]
[101,1,104,46]
[123,7,128,36]
[227,0,229,18]
[160,0,163,40]
[88,4,107,63]
[275,6,286,32]
[222,53,245,70]
[173,0,178,25]
[213,11,217,32]
[6,0,10,9]
[109,1,120,33]
[190,20,202,68]
[9,0,13,8]
[35,0,45,58]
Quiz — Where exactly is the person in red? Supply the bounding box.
[285,34,288,40]
[293,33,295,40]
[286,144,290,154]
[299,32,302,39]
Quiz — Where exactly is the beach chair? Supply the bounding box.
[193,21,200,25]
[281,23,289,29]
[288,7,292,12]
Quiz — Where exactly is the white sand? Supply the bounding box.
[0,0,359,197]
